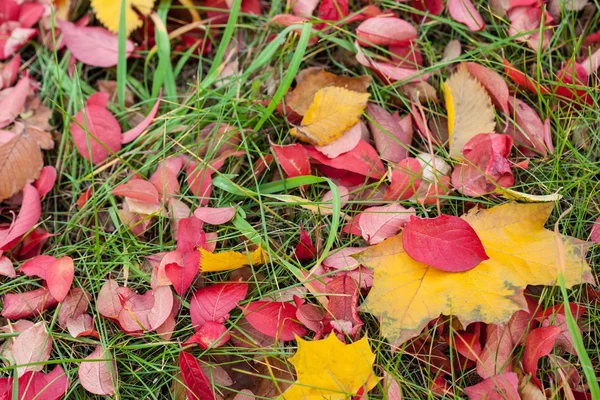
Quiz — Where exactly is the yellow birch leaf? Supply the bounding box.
[290,87,370,146]
[280,334,379,400]
[200,247,267,272]
[356,202,593,346]
[444,65,496,159]
[91,0,155,35]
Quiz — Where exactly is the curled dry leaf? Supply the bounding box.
[78,345,117,396]
[294,227,315,261]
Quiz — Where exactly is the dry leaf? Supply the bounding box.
[357,202,593,345]
[285,68,371,116]
[91,0,155,35]
[290,87,370,146]
[200,247,267,272]
[444,65,496,159]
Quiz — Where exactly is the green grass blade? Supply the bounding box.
[117,0,127,109]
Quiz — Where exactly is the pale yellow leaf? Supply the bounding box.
[91,0,155,35]
[495,187,562,202]
[280,335,379,399]
[264,194,337,215]
[290,87,370,146]
[444,65,496,159]
[357,202,593,346]
[200,247,267,272]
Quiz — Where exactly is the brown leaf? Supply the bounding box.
[248,357,294,398]
[285,68,371,116]
[97,80,135,107]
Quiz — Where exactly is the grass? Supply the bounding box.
[1,0,599,398]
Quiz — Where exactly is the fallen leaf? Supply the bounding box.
[315,122,362,159]
[33,165,56,197]
[523,326,561,387]
[384,158,423,201]
[96,279,122,319]
[190,281,248,328]
[193,206,236,225]
[58,288,91,328]
[271,143,311,178]
[305,140,385,179]
[290,87,370,146]
[294,227,315,260]
[495,187,562,202]
[46,256,74,302]
[367,104,412,162]
[121,96,161,144]
[356,16,417,46]
[508,6,552,50]
[1,287,58,319]
[317,0,349,21]
[0,76,30,128]
[200,247,267,272]
[232,389,255,400]
[243,301,307,341]
[355,41,430,83]
[326,275,363,331]
[179,351,216,400]
[117,286,174,332]
[291,0,319,17]
[448,0,485,31]
[0,55,20,90]
[90,0,155,34]
[185,321,230,349]
[165,251,200,296]
[0,256,14,277]
[444,65,496,159]
[442,39,462,63]
[591,216,600,243]
[359,204,415,245]
[323,247,367,270]
[357,202,593,345]
[15,366,69,400]
[112,179,160,205]
[507,96,547,157]
[502,58,551,95]
[12,322,52,377]
[67,313,97,338]
[477,324,515,379]
[464,372,520,400]
[281,334,378,399]
[285,68,371,116]
[402,214,489,272]
[79,345,117,396]
[176,217,206,253]
[464,62,510,115]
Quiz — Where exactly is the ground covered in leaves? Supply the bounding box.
[1,0,600,399]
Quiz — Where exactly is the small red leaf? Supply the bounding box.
[503,58,551,95]
[0,76,30,128]
[292,0,318,17]
[117,286,174,332]
[464,62,510,115]
[477,324,516,379]
[271,143,311,178]
[0,256,14,278]
[58,288,90,328]
[305,140,385,179]
[523,326,561,387]
[591,216,600,243]
[323,247,366,270]
[326,275,362,329]
[17,366,69,400]
[79,346,117,396]
[190,281,248,328]
[165,251,199,296]
[356,16,417,47]
[507,96,547,157]
[112,179,160,205]
[294,227,315,261]
[317,0,348,21]
[1,287,58,319]
[243,301,307,341]
[0,184,41,250]
[315,123,362,159]
[121,96,161,144]
[184,321,230,349]
[96,279,122,319]
[46,256,74,302]
[449,331,482,362]
[179,351,216,400]
[66,313,97,338]
[384,158,423,201]
[448,0,485,31]
[33,166,57,197]
[193,207,236,225]
[71,100,122,165]
[367,104,412,162]
[359,203,415,245]
[176,217,206,253]
[402,215,489,272]
[464,372,520,400]
[12,322,52,377]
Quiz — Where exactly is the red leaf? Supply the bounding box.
[0,55,20,90]
[367,104,412,162]
[464,62,510,115]
[46,256,74,302]
[359,204,415,245]
[176,217,206,253]
[402,215,489,272]
[317,0,348,21]
[165,250,199,296]
[507,6,552,50]
[79,346,117,396]
[33,166,57,197]
[356,16,417,47]
[112,179,160,204]
[523,326,561,387]
[323,247,366,270]
[243,301,308,341]
[591,216,600,243]
[76,187,93,209]
[449,331,482,361]
[190,281,248,328]
[12,322,52,377]
[96,279,122,319]
[355,41,430,83]
[271,143,311,178]
[121,96,161,144]
[193,206,236,225]
[58,288,90,328]
[17,366,69,400]
[86,92,109,108]
[0,256,14,277]
[291,0,319,17]
[272,13,310,26]
[18,255,53,279]
[409,0,444,15]
[503,58,551,95]
[464,372,520,400]
[305,140,385,179]
[117,286,174,332]
[186,167,212,204]
[184,321,230,349]
[384,158,423,201]
[389,41,423,68]
[1,287,58,319]
[0,184,41,250]
[71,100,122,165]
[448,0,485,31]
[477,324,516,379]
[295,302,326,334]
[315,123,362,158]
[150,157,184,196]
[58,19,134,67]
[66,313,97,338]
[0,76,30,128]
[507,96,547,157]
[294,227,315,260]
[179,351,216,400]
[326,275,362,329]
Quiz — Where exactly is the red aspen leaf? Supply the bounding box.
[0,255,14,277]
[16,366,69,400]
[121,96,161,144]
[448,0,485,31]
[591,216,600,243]
[67,313,97,338]
[58,19,134,67]
[403,215,489,272]
[176,217,206,253]
[359,204,415,245]
[326,275,362,329]
[112,179,160,205]
[78,345,117,396]
[384,158,423,201]
[0,76,29,128]
[193,206,236,225]
[294,227,315,261]
[190,281,248,329]
[1,287,58,319]
[476,324,516,379]
[523,326,561,387]
[96,279,122,319]
[367,104,412,162]
[271,143,311,178]
[464,372,520,400]
[502,58,551,94]
[58,288,91,328]
[315,122,362,159]
[118,286,174,332]
[46,256,74,302]
[184,321,230,349]
[356,16,417,47]
[243,301,308,341]
[71,99,122,165]
[305,140,385,179]
[165,250,200,296]
[33,165,56,197]
[179,351,216,400]
[464,62,510,115]
[12,322,52,377]
[507,96,547,157]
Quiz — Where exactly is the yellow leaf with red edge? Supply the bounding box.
[290,87,370,146]
[356,202,594,346]
[444,64,496,159]
[200,247,267,272]
[91,0,155,35]
[280,334,379,399]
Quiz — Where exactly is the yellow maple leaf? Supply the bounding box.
[356,202,594,346]
[290,87,370,146]
[280,335,379,400]
[444,65,496,160]
[91,0,155,35]
[199,247,267,272]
